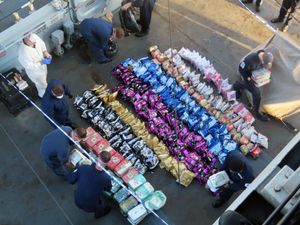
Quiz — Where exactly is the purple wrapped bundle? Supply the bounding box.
[113,63,219,184]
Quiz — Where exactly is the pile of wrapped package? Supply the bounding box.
[74,88,159,173]
[74,85,195,187]
[68,125,166,224]
[149,46,268,157]
[112,62,219,184]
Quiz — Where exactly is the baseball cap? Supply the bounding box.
[263,52,274,69]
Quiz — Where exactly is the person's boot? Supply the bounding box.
[271,17,284,23]
[233,82,242,100]
[255,5,260,12]
[241,0,253,4]
[135,30,149,37]
[254,111,270,122]
[98,58,112,64]
[212,197,226,208]
[94,206,111,219]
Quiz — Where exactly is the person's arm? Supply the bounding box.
[102,174,112,192]
[62,83,72,98]
[18,52,43,70]
[67,168,79,184]
[32,33,51,58]
[131,0,144,7]
[227,182,245,191]
[42,100,59,128]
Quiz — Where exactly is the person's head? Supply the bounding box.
[262,52,274,69]
[111,27,125,40]
[51,84,64,99]
[23,34,36,47]
[95,151,111,171]
[99,151,111,163]
[228,158,245,173]
[74,128,87,139]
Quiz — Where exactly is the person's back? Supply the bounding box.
[80,18,113,45]
[41,79,71,127]
[222,150,254,186]
[69,164,112,211]
[40,126,72,164]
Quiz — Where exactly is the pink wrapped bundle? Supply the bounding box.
[92,138,110,155]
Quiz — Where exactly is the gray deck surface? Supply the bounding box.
[0,0,299,225]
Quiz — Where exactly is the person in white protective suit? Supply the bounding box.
[18,33,51,97]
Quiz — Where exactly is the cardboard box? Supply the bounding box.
[92,138,110,155]
[106,152,124,170]
[114,159,132,177]
[122,168,138,184]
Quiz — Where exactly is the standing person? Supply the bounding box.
[271,0,299,32]
[41,79,74,128]
[121,0,156,37]
[68,151,112,219]
[18,33,51,98]
[241,0,263,12]
[40,126,73,179]
[80,13,124,64]
[233,50,274,121]
[212,150,255,208]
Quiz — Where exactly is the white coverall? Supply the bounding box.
[18,33,48,97]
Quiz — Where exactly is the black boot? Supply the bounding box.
[94,206,111,219]
[255,5,260,12]
[135,30,149,37]
[254,111,270,122]
[271,17,284,23]
[241,0,253,3]
[212,198,226,208]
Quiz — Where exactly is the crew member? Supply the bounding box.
[121,0,156,37]
[41,79,74,128]
[233,50,274,121]
[40,126,73,179]
[271,0,299,32]
[212,150,255,208]
[80,12,124,64]
[68,151,112,218]
[18,33,51,97]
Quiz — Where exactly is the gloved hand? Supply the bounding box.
[68,94,73,99]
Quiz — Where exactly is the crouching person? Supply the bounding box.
[40,126,87,179]
[212,150,255,208]
[68,151,113,219]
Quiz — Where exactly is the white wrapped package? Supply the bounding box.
[257,133,268,149]
[68,149,91,167]
[207,171,230,192]
[145,191,167,211]
[69,149,83,167]
[127,204,148,225]
[128,174,146,190]
[135,182,154,201]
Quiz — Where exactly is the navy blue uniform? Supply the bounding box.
[41,79,72,128]
[80,18,113,62]
[68,165,112,215]
[132,0,156,33]
[278,0,299,26]
[40,126,72,178]
[233,50,264,113]
[219,150,255,201]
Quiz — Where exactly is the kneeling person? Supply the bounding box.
[68,151,112,218]
[212,150,255,208]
